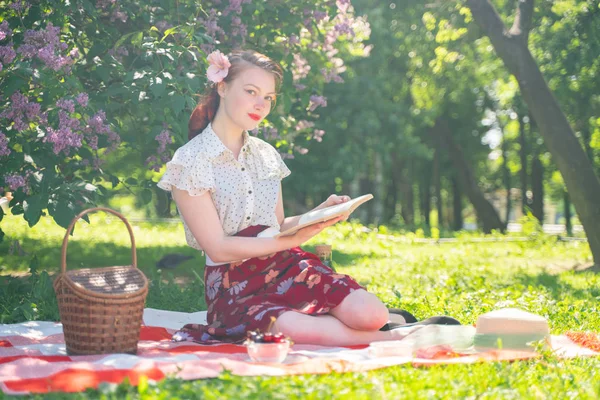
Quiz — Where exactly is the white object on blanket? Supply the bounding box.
[476,308,549,335]
[143,308,207,330]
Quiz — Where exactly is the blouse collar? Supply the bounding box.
[202,123,252,161]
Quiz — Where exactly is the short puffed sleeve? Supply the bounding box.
[247,137,291,180]
[157,144,216,196]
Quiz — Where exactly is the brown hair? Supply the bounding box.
[188,49,284,140]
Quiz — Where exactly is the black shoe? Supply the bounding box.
[379,315,461,331]
[388,308,418,324]
[379,308,418,331]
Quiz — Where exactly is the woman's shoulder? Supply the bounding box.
[247,135,291,180]
[247,135,280,157]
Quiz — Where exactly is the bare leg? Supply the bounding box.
[329,289,390,331]
[272,311,419,346]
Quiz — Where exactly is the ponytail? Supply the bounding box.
[188,87,220,140]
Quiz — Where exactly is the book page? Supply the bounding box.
[274,194,373,238]
[298,195,371,225]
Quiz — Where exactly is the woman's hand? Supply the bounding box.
[291,212,349,246]
[316,194,351,216]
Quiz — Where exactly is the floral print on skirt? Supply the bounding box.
[172,225,364,344]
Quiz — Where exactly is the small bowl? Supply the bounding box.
[246,340,291,363]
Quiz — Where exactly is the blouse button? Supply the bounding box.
[241,167,245,171]
[248,190,253,194]
[246,216,251,220]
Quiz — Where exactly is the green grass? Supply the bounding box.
[1,214,599,399]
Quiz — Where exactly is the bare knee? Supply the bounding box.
[273,312,330,345]
[332,290,389,331]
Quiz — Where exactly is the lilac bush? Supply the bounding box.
[0,0,368,234]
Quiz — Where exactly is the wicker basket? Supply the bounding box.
[53,207,149,355]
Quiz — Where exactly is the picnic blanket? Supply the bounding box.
[1,308,599,395]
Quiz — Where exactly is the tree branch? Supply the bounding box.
[465,0,510,46]
[508,0,535,43]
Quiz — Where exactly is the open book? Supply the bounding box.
[274,194,373,238]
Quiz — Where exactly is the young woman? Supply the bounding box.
[158,49,457,346]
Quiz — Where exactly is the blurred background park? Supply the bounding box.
[1,0,599,261]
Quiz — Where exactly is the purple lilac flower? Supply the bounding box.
[0,92,43,132]
[17,22,74,72]
[111,9,128,23]
[4,174,27,191]
[231,16,247,39]
[45,126,83,155]
[75,93,89,107]
[288,35,300,45]
[146,128,173,171]
[200,43,215,55]
[308,95,327,112]
[56,98,75,113]
[0,132,10,156]
[321,68,344,83]
[9,1,30,12]
[0,21,12,41]
[84,110,121,152]
[336,0,351,13]
[295,120,315,131]
[314,11,328,23]
[296,146,309,155]
[313,129,325,142]
[292,54,310,81]
[97,0,116,9]
[0,45,17,64]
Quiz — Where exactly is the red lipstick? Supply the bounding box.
[248,113,261,121]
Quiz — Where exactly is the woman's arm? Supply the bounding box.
[173,187,343,264]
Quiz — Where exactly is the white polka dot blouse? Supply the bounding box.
[157,123,291,252]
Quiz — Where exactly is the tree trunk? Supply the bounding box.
[398,157,415,226]
[153,186,172,218]
[531,155,544,223]
[452,176,463,231]
[501,126,511,226]
[564,191,572,236]
[349,175,366,221]
[384,158,399,223]
[435,117,505,233]
[581,125,593,162]
[372,151,385,225]
[467,0,600,265]
[420,166,431,227]
[518,111,529,215]
[433,147,443,229]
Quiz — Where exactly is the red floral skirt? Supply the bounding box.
[172,225,364,344]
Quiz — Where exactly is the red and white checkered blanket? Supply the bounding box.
[1,308,598,395]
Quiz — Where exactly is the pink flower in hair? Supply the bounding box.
[206,50,231,83]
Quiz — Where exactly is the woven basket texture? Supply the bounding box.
[54,208,148,355]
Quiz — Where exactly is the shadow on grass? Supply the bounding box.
[513,269,600,301]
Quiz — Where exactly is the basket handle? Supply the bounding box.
[61,207,137,274]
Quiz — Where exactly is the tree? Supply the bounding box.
[465,0,600,266]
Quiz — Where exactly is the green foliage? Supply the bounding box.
[0,0,367,232]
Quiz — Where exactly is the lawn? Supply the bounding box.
[1,213,599,399]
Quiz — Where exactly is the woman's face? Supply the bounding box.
[218,66,276,131]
